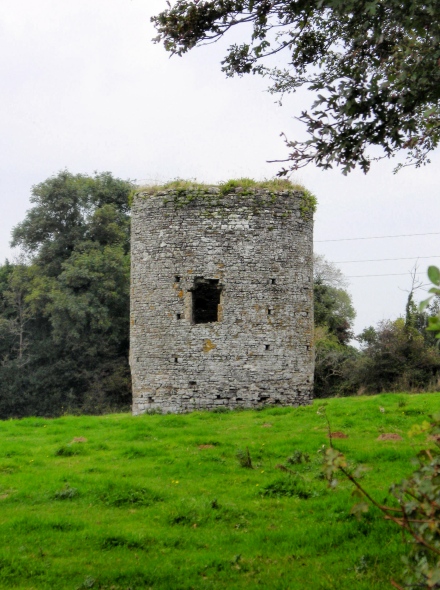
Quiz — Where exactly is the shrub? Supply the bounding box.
[261,477,313,499]
[53,485,79,500]
[287,450,310,465]
[236,448,253,469]
[55,445,84,457]
[98,484,162,507]
[324,415,440,589]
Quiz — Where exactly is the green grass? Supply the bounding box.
[0,393,438,589]
[136,177,305,195]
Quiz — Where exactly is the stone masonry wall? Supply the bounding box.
[130,187,314,414]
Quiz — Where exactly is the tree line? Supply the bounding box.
[314,260,440,398]
[0,171,439,418]
[0,171,132,418]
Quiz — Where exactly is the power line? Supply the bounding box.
[315,231,440,243]
[348,273,425,278]
[333,255,440,264]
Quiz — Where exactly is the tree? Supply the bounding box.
[357,318,440,392]
[12,171,131,276]
[0,261,20,364]
[0,263,34,366]
[421,266,440,338]
[152,0,440,174]
[314,253,347,289]
[312,255,358,397]
[314,280,355,345]
[0,171,133,418]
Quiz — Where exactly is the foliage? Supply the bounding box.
[236,447,253,468]
[0,171,133,418]
[0,394,438,589]
[314,281,355,345]
[260,477,313,499]
[218,177,304,194]
[394,421,440,590]
[312,255,358,397]
[0,261,34,367]
[314,314,440,398]
[313,334,360,398]
[153,0,440,174]
[287,450,310,465]
[12,171,131,275]
[53,485,79,500]
[312,258,440,397]
[314,253,347,289]
[138,177,305,194]
[356,319,440,392]
[421,266,440,337]
[324,412,440,589]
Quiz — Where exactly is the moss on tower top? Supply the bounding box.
[132,177,317,217]
[136,177,302,194]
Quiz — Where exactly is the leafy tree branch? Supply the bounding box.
[153,0,440,173]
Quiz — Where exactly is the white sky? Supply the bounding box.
[1,0,439,336]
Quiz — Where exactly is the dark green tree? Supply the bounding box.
[0,171,133,418]
[352,272,440,393]
[356,317,440,392]
[0,260,21,364]
[312,255,358,397]
[12,171,130,275]
[153,0,440,173]
[314,280,355,345]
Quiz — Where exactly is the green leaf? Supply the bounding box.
[428,266,440,286]
[419,298,432,311]
[350,502,369,519]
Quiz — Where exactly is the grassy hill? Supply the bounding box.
[0,393,439,589]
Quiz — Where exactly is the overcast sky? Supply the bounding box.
[1,0,439,335]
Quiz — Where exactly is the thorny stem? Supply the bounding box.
[338,465,440,557]
[322,406,440,560]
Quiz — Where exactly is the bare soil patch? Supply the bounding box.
[377,433,402,441]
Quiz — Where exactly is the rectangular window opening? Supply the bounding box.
[174,357,178,363]
[192,277,222,324]
[176,313,182,320]
[175,275,181,283]
[267,309,272,315]
[265,344,270,351]
[271,278,276,285]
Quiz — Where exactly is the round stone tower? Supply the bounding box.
[130,182,314,414]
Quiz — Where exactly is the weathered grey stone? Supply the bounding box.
[130,188,314,414]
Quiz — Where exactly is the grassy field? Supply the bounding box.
[0,393,439,590]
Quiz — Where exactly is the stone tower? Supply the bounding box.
[130,183,314,414]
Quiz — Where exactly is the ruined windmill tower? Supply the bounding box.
[130,181,315,414]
